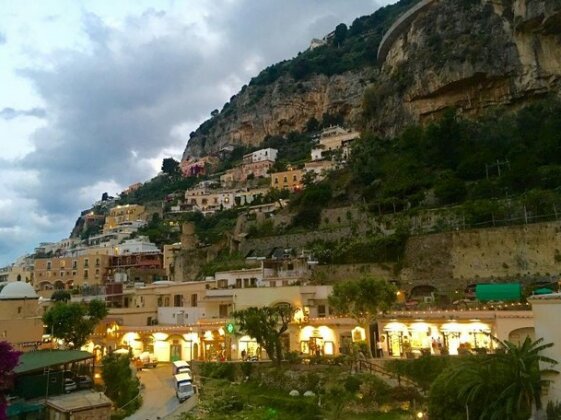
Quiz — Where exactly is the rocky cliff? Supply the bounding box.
[183,70,371,159]
[183,0,561,159]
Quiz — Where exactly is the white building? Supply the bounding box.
[311,126,360,162]
[528,293,561,407]
[116,236,160,255]
[243,148,278,164]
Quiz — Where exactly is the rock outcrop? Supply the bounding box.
[368,0,561,135]
[182,70,371,159]
[183,0,561,158]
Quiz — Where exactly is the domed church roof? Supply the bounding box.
[0,281,38,300]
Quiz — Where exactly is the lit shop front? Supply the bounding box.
[441,322,492,355]
[298,326,336,356]
[382,320,493,357]
[202,328,227,361]
[149,332,201,362]
[102,329,202,362]
[238,335,259,359]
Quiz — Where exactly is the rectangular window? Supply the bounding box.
[235,278,242,288]
[47,261,52,270]
[72,261,77,269]
[191,294,198,307]
[217,279,227,288]
[84,270,89,279]
[84,259,89,268]
[317,305,326,318]
[174,294,183,307]
[219,304,230,318]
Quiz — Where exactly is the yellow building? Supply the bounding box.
[271,169,304,191]
[34,253,111,292]
[103,204,147,233]
[163,243,182,281]
[378,309,534,357]
[0,282,44,351]
[94,281,362,362]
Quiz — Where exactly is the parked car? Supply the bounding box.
[64,378,77,393]
[75,375,93,389]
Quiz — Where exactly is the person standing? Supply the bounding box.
[377,339,384,358]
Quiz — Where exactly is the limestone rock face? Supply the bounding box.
[367,0,561,136]
[183,70,371,159]
[184,0,561,158]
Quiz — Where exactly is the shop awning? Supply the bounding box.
[475,283,521,302]
[14,350,93,374]
[534,287,554,295]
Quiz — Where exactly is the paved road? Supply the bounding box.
[125,365,197,420]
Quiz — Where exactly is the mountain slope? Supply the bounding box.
[183,0,561,159]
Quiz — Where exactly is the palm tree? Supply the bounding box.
[494,337,558,420]
[440,336,557,420]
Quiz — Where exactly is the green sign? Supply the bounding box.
[226,322,235,334]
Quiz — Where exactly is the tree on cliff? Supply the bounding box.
[161,157,180,176]
[328,277,396,358]
[43,300,108,348]
[234,304,294,366]
[333,23,348,47]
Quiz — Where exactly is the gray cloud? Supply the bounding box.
[0,107,46,120]
[2,0,389,265]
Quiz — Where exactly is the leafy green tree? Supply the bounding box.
[333,23,348,47]
[328,277,396,357]
[434,174,467,205]
[102,353,141,414]
[161,157,180,176]
[51,290,71,302]
[43,300,108,348]
[233,305,295,366]
[305,117,319,133]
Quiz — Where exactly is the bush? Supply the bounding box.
[255,394,318,417]
[199,362,236,382]
[344,375,362,393]
[284,351,302,364]
[240,362,253,379]
[385,355,453,390]
[358,374,392,404]
[291,206,322,229]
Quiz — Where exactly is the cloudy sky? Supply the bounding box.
[0,0,393,266]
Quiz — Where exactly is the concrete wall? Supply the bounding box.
[402,221,561,292]
[529,294,561,406]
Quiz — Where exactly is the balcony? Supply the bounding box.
[204,289,235,303]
